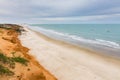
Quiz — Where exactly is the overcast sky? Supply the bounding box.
[0,0,120,24]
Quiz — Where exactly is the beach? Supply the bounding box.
[20,25,120,80]
[0,0,119,80]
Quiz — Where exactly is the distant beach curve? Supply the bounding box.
[20,25,120,80]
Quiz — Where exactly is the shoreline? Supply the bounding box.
[28,25,120,59]
[29,27,120,61]
[32,28,120,66]
[20,25,120,80]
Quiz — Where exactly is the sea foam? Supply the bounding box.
[29,26,120,49]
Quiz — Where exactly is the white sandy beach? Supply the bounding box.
[20,26,120,80]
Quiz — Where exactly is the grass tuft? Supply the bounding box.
[0,65,14,76]
[0,53,29,76]
[0,53,15,69]
[12,57,29,66]
[0,53,29,68]
[0,53,8,63]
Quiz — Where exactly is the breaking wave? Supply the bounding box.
[29,26,120,49]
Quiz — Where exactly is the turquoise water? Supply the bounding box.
[29,24,120,57]
[31,24,120,43]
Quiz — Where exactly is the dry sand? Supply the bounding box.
[20,26,120,80]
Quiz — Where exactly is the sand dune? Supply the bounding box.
[20,26,120,80]
[0,24,56,80]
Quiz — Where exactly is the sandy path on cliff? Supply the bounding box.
[20,27,120,80]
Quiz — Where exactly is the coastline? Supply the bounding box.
[27,25,120,60]
[20,25,120,80]
[0,24,57,80]
[28,25,120,58]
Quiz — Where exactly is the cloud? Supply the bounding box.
[32,13,120,21]
[0,0,120,23]
[30,13,120,24]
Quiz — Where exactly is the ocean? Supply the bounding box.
[29,24,120,57]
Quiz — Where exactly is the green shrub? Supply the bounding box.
[12,57,29,66]
[0,53,15,68]
[0,65,14,76]
[0,53,9,63]
[0,53,29,71]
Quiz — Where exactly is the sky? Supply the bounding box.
[0,0,120,24]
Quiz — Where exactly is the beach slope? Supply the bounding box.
[20,26,120,80]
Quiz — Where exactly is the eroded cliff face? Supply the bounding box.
[0,28,28,55]
[0,24,56,80]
